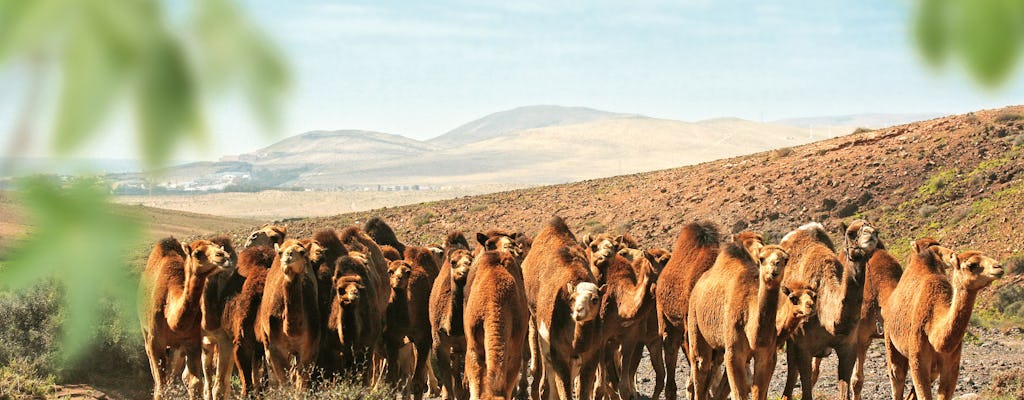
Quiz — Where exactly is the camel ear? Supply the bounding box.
[782,286,792,296]
[582,234,593,247]
[839,221,849,233]
[181,242,192,257]
[476,232,488,247]
[599,284,608,293]
[274,242,282,254]
[566,282,575,295]
[279,226,288,236]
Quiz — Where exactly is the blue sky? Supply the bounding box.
[4,0,1024,160]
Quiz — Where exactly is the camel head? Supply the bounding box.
[582,233,630,270]
[334,274,364,306]
[757,245,789,286]
[842,219,879,262]
[245,225,287,248]
[953,251,1004,290]
[566,281,603,323]
[478,232,525,260]
[449,248,474,284]
[183,239,234,275]
[300,238,325,267]
[782,281,817,320]
[275,239,310,281]
[388,260,413,290]
[732,231,766,264]
[912,238,959,272]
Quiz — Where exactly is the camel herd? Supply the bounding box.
[138,215,1004,400]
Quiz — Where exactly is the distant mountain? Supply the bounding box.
[429,105,637,146]
[226,130,437,166]
[107,106,952,192]
[773,113,945,130]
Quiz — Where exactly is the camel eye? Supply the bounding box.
[790,296,799,304]
[590,297,598,304]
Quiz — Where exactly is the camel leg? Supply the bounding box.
[412,340,431,400]
[545,355,573,400]
[793,344,815,400]
[646,338,666,400]
[936,348,961,400]
[781,341,799,400]
[233,343,254,399]
[579,356,599,400]
[750,350,775,400]
[811,356,822,388]
[264,345,289,388]
[837,344,858,400]
[201,337,216,400]
[528,319,543,400]
[908,354,934,400]
[687,329,712,400]
[662,326,683,400]
[619,340,639,400]
[852,337,871,400]
[451,339,469,400]
[884,338,909,400]
[144,336,167,400]
[722,349,749,400]
[184,345,205,400]
[465,341,484,400]
[432,335,456,400]
[213,338,233,400]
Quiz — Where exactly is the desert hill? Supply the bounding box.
[228,106,1024,266]
[428,105,636,146]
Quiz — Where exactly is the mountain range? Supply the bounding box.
[110,106,943,192]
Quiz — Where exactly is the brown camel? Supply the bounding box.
[776,282,818,349]
[619,246,671,400]
[688,242,790,400]
[808,219,902,400]
[384,259,415,391]
[593,248,659,400]
[140,237,233,400]
[581,232,638,282]
[655,222,724,400]
[463,250,530,400]
[256,239,321,390]
[365,216,406,255]
[429,232,475,400]
[779,222,867,400]
[883,239,1003,400]
[245,224,287,248]
[522,216,604,400]
[382,245,404,262]
[197,236,242,400]
[400,246,442,400]
[329,255,382,382]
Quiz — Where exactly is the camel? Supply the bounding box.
[399,246,442,400]
[776,282,818,350]
[883,239,1004,400]
[197,236,242,400]
[430,232,475,400]
[808,219,902,400]
[619,246,671,400]
[245,224,287,248]
[463,250,530,400]
[655,222,723,400]
[382,245,404,262]
[255,239,321,390]
[365,217,407,255]
[593,248,659,400]
[779,222,867,400]
[384,260,415,391]
[140,237,233,400]
[687,241,790,400]
[581,232,638,282]
[522,216,604,400]
[329,255,382,382]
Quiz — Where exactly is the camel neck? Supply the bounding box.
[931,281,979,353]
[283,270,307,336]
[167,261,210,331]
[833,258,866,336]
[752,283,781,348]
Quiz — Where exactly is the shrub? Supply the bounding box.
[1006,254,1024,275]
[852,127,874,134]
[584,219,606,234]
[918,204,939,217]
[986,368,1024,400]
[995,112,1024,123]
[769,147,793,160]
[412,212,435,227]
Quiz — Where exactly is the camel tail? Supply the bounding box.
[485,307,512,398]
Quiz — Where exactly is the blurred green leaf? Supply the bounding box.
[0,0,66,63]
[136,36,204,169]
[912,0,1024,88]
[0,177,141,362]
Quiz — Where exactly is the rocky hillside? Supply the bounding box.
[233,106,1024,266]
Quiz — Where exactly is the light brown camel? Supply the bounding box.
[255,239,321,390]
[807,219,902,400]
[883,239,1003,400]
[779,222,866,400]
[463,250,530,400]
[245,224,287,248]
[400,246,441,400]
[522,216,604,400]
[140,237,233,400]
[620,246,671,400]
[688,242,790,400]
[429,232,474,400]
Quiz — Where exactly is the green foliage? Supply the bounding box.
[914,0,1024,87]
[852,127,874,134]
[0,358,55,399]
[917,168,959,196]
[0,178,141,363]
[1005,254,1024,275]
[412,212,435,227]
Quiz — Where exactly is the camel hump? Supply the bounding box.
[781,222,835,251]
[546,215,576,240]
[680,221,721,247]
[364,217,405,251]
[155,237,186,258]
[445,231,470,251]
